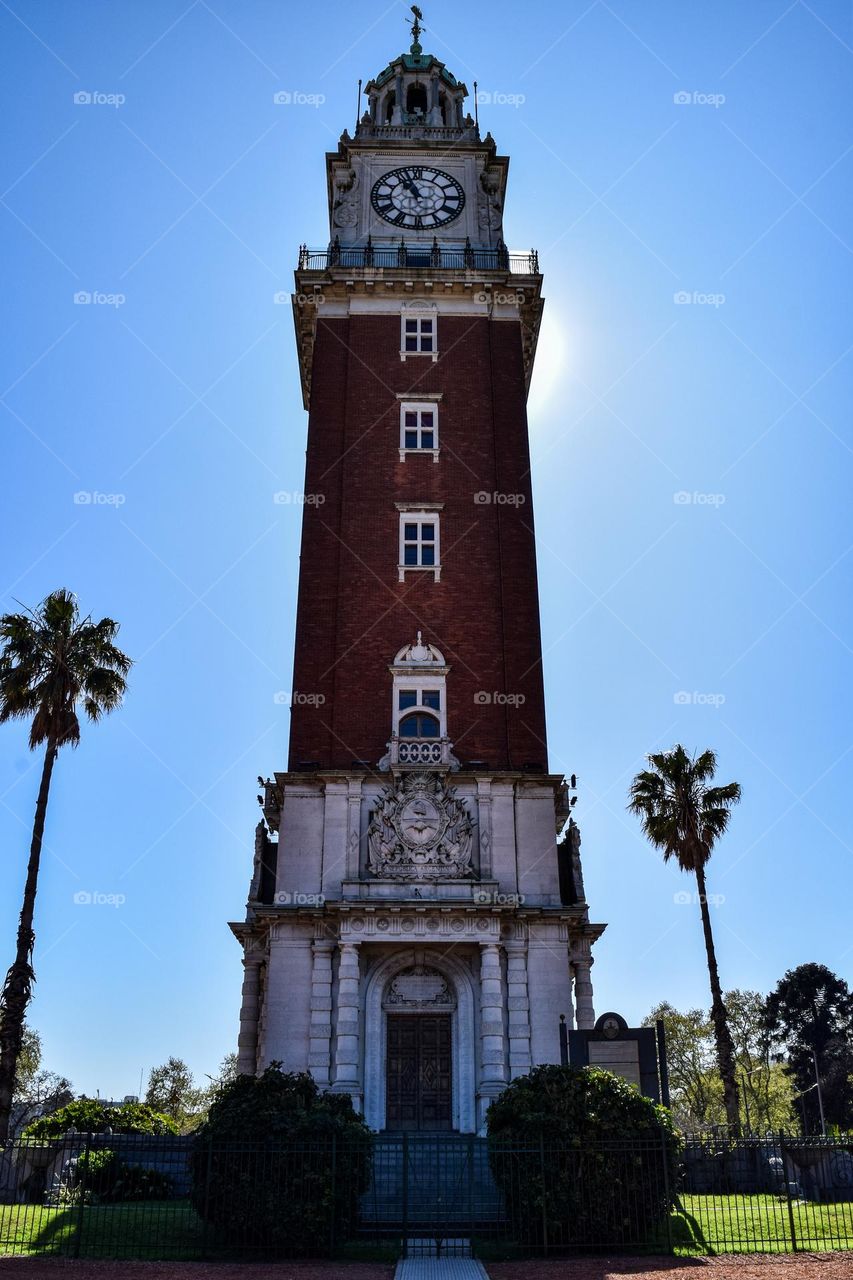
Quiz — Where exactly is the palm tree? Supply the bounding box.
[628,745,742,1129]
[0,589,131,1139]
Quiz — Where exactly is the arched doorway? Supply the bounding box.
[363,951,477,1132]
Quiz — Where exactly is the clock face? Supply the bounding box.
[371,166,465,230]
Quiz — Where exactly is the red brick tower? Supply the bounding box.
[233,17,605,1134]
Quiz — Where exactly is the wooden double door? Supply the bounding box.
[386,1013,453,1131]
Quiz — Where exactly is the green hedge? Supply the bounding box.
[25,1098,178,1138]
[486,1065,682,1247]
[190,1067,372,1255]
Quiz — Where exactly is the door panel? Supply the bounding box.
[386,1013,452,1131]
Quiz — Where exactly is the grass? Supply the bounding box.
[1,1194,852,1260]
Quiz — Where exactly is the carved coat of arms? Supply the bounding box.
[367,772,473,880]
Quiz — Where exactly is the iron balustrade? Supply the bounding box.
[297,240,540,275]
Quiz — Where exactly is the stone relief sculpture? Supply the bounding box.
[249,820,267,900]
[385,965,454,1007]
[332,168,359,230]
[367,771,473,879]
[568,817,586,902]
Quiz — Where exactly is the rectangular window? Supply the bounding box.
[399,402,439,458]
[398,511,441,580]
[401,313,437,359]
[399,690,418,710]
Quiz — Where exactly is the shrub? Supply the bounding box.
[70,1148,174,1203]
[190,1066,372,1256]
[486,1065,682,1247]
[25,1098,178,1138]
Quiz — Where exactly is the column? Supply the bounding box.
[332,942,362,1109]
[307,939,335,1086]
[504,939,532,1078]
[392,73,404,125]
[236,952,262,1074]
[478,942,507,1128]
[572,939,596,1029]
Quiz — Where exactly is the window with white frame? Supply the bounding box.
[397,507,441,581]
[401,312,437,359]
[399,401,439,459]
[397,687,442,738]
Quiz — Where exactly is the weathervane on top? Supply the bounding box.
[409,5,424,54]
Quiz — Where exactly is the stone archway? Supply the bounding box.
[363,950,477,1132]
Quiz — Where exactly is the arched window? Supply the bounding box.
[406,83,428,117]
[399,710,440,738]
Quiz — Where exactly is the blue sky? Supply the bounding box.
[1,0,851,1099]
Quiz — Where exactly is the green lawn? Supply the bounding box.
[1,1194,852,1260]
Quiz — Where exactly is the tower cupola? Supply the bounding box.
[360,6,474,137]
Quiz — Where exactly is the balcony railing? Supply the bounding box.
[379,734,459,771]
[297,239,539,276]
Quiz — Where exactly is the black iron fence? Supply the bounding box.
[1,1131,851,1260]
[297,240,540,275]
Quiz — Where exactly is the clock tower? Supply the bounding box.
[231,14,606,1134]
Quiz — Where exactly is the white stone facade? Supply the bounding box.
[231,765,605,1134]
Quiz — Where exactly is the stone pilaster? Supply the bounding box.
[572,938,596,1029]
[504,938,532,1078]
[477,941,507,1128]
[332,942,362,1109]
[236,951,263,1075]
[307,938,335,1086]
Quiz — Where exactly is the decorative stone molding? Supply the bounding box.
[383,964,456,1009]
[340,911,501,940]
[367,771,473,878]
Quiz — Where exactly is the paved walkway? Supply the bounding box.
[395,1262,488,1280]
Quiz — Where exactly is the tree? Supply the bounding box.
[0,589,131,1139]
[145,1057,205,1132]
[629,745,742,1127]
[10,1025,73,1138]
[647,994,795,1132]
[25,1098,177,1139]
[764,963,853,1132]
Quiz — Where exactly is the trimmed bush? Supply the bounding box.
[25,1098,177,1138]
[486,1065,682,1247]
[190,1066,372,1255]
[70,1148,174,1203]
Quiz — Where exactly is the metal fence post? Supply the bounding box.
[780,1132,798,1252]
[539,1133,549,1256]
[329,1133,337,1255]
[199,1136,213,1259]
[401,1133,408,1258]
[72,1131,92,1259]
[660,1127,674,1254]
